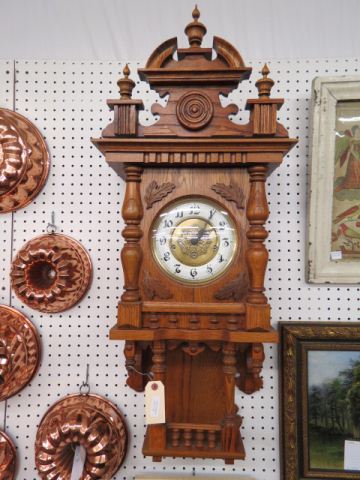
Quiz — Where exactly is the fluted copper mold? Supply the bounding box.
[11,233,92,313]
[0,305,40,401]
[0,108,49,213]
[35,393,128,480]
[0,431,16,479]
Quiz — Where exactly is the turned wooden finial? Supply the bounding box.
[185,5,207,47]
[255,64,275,97]
[117,64,135,99]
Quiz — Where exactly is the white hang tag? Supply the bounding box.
[330,250,342,261]
[145,380,165,425]
[70,444,86,480]
[344,440,360,470]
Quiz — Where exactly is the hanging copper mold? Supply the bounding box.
[10,233,92,313]
[0,108,49,213]
[0,305,40,401]
[0,431,16,479]
[35,393,128,479]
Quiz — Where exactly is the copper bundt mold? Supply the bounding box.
[0,305,40,401]
[0,108,49,213]
[11,233,92,313]
[35,393,128,479]
[0,431,16,480]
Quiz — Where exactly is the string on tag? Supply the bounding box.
[79,364,90,395]
[46,211,57,234]
[127,364,154,380]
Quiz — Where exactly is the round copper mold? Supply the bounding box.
[11,233,92,313]
[0,305,40,401]
[176,90,213,130]
[35,393,128,479]
[0,431,16,479]
[0,108,49,213]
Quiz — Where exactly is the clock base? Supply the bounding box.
[142,425,246,464]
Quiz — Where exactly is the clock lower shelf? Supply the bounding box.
[109,325,279,343]
[143,422,245,464]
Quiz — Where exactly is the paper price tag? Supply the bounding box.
[344,440,360,470]
[145,380,165,425]
[330,250,342,261]
[70,444,86,480]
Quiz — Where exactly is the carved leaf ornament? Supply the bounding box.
[145,180,176,209]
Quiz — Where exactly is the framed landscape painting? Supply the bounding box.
[280,322,360,480]
[308,76,360,283]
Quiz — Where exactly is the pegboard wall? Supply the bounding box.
[0,56,359,480]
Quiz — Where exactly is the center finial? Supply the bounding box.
[185,5,207,47]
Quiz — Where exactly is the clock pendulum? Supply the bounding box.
[93,7,297,463]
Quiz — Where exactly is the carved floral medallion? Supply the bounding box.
[176,91,213,130]
[0,108,49,213]
[11,233,92,313]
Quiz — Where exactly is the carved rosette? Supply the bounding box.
[11,233,92,313]
[0,431,16,479]
[176,91,213,130]
[0,305,40,401]
[35,393,128,480]
[0,108,49,213]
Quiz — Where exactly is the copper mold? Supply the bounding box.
[11,233,92,313]
[0,108,49,213]
[0,431,16,479]
[0,305,40,401]
[35,393,128,479]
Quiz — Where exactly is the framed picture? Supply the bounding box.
[280,322,360,480]
[308,76,360,283]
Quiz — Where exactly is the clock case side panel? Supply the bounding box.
[138,166,249,331]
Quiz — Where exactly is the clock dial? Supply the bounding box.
[151,197,237,285]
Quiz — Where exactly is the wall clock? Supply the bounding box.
[93,7,297,463]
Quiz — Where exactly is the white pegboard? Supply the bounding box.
[0,57,359,480]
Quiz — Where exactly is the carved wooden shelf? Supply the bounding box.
[92,6,296,464]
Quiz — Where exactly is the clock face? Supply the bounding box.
[151,197,237,285]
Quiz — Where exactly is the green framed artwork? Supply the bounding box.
[280,322,360,480]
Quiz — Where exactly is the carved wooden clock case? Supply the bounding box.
[93,8,296,463]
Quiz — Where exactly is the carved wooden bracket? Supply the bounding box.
[214,272,247,301]
[144,180,176,209]
[211,183,245,209]
[236,343,265,394]
[142,272,173,300]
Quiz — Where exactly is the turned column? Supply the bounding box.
[118,164,143,327]
[221,342,241,462]
[147,340,166,460]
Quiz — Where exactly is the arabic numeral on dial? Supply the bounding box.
[163,252,171,262]
[159,236,166,245]
[189,205,200,215]
[207,265,213,274]
[219,220,226,231]
[175,210,184,218]
[208,208,216,220]
[223,238,230,247]
[174,264,181,274]
[190,268,198,278]
[164,219,173,228]
[218,254,225,263]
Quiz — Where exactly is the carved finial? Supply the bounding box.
[117,64,135,99]
[255,63,275,97]
[185,5,207,47]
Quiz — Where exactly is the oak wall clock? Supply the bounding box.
[93,7,296,463]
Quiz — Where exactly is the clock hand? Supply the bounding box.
[191,221,210,245]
